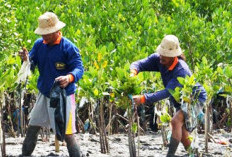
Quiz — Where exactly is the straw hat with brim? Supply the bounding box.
[34,12,66,35]
[157,35,182,57]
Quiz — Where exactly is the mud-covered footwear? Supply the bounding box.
[65,134,81,157]
[22,125,41,156]
[166,137,180,157]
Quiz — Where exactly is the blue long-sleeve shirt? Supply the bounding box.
[130,53,207,108]
[29,37,84,97]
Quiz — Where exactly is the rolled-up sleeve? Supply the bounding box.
[66,46,84,83]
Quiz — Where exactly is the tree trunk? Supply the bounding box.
[161,125,168,147]
[113,107,119,134]
[6,93,16,137]
[99,99,109,154]
[19,83,25,137]
[135,107,140,157]
[205,103,209,153]
[128,107,136,157]
[88,103,96,134]
[107,103,113,135]
[228,95,232,132]
[1,94,6,157]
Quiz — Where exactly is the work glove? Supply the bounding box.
[132,95,146,105]
[130,69,138,77]
[55,74,74,88]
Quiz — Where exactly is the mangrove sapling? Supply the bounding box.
[18,83,26,137]
[129,94,141,157]
[110,64,144,156]
[224,65,232,131]
[99,98,109,154]
[88,103,97,134]
[156,105,165,146]
[205,99,212,153]
[228,95,232,132]
[135,106,140,157]
[16,53,31,137]
[169,75,204,155]
[76,114,85,132]
[161,126,168,147]
[105,115,115,134]
[15,78,29,137]
[106,102,113,135]
[193,58,232,153]
[127,98,136,157]
[5,92,16,138]
[156,100,171,147]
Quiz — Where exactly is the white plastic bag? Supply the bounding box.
[16,58,31,83]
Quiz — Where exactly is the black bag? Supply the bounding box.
[50,81,66,141]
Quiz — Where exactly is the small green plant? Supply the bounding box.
[169,75,197,105]
[110,63,144,109]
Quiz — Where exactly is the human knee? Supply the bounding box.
[171,116,183,129]
[172,110,185,125]
[171,117,179,127]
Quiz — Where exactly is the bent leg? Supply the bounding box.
[22,125,41,156]
[181,126,191,150]
[167,110,185,156]
[65,134,81,157]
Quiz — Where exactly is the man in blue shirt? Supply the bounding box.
[130,35,207,156]
[19,12,84,157]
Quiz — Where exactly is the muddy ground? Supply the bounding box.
[4,131,232,157]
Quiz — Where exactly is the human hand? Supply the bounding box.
[130,69,137,77]
[132,95,146,105]
[55,75,71,88]
[18,47,28,61]
[130,73,136,77]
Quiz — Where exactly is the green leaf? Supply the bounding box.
[168,87,180,102]
[177,77,185,85]
[131,123,137,133]
[202,57,208,65]
[160,113,171,124]
[224,66,232,78]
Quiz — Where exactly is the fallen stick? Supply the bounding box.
[116,114,145,134]
[207,133,217,143]
[116,113,129,122]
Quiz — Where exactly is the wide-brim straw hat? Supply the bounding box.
[34,12,66,35]
[157,35,182,57]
